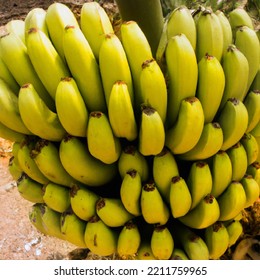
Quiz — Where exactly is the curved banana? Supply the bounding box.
[29,203,49,235]
[5,19,25,42]
[241,133,259,165]
[247,161,260,187]
[136,241,156,260]
[170,248,189,260]
[8,156,23,181]
[18,83,66,141]
[244,90,260,133]
[0,121,25,143]
[226,220,243,247]
[251,66,260,91]
[240,174,260,208]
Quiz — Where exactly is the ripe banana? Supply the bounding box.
[136,241,156,260]
[87,111,121,164]
[18,83,66,141]
[5,19,25,44]
[247,161,260,187]
[59,135,117,187]
[165,97,204,154]
[241,133,259,165]
[165,34,198,126]
[29,203,49,235]
[0,121,25,143]
[226,220,243,247]
[251,67,260,91]
[170,248,189,260]
[108,80,138,141]
[240,174,260,208]
[244,90,260,133]
[8,156,23,181]
[217,98,249,151]
[62,25,106,112]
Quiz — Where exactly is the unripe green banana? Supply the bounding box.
[170,248,189,260]
[136,241,156,260]
[247,161,260,187]
[204,221,229,259]
[117,220,141,259]
[118,145,149,182]
[240,174,260,208]
[187,161,213,210]
[0,121,25,143]
[29,203,49,235]
[138,105,165,156]
[87,111,121,164]
[153,147,179,201]
[227,142,248,181]
[196,9,223,62]
[165,34,198,126]
[18,83,66,141]
[108,80,138,141]
[141,181,170,225]
[151,225,174,260]
[62,25,106,112]
[8,156,23,181]
[165,97,204,154]
[80,1,114,59]
[226,220,243,247]
[5,19,25,44]
[196,54,225,123]
[120,169,142,216]
[55,77,88,137]
[169,176,192,218]
[59,135,117,186]
[241,133,259,165]
[217,181,247,221]
[217,98,249,151]
[244,90,260,133]
[84,215,118,256]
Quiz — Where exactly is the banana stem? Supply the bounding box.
[114,0,164,56]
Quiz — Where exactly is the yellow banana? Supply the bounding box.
[165,34,198,126]
[241,133,259,165]
[80,1,114,59]
[18,83,66,142]
[5,19,25,43]
[247,161,260,187]
[251,66,260,91]
[29,203,49,235]
[226,220,243,247]
[62,25,106,112]
[0,121,25,143]
[244,90,260,133]
[108,80,138,141]
[8,156,23,181]
[170,248,189,260]
[136,241,156,260]
[240,174,260,208]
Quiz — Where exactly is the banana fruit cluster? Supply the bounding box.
[1,2,260,260]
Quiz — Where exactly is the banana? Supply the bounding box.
[84,215,118,256]
[29,203,49,235]
[136,241,156,260]
[186,161,213,210]
[227,142,248,181]
[59,135,117,187]
[153,147,179,201]
[55,77,88,137]
[196,54,225,123]
[45,2,79,61]
[8,156,23,181]
[120,169,142,216]
[108,80,138,141]
[80,1,114,60]
[17,173,44,203]
[87,111,121,164]
[117,220,141,259]
[244,90,260,133]
[217,98,249,151]
[18,83,66,141]
[165,97,204,154]
[169,176,192,218]
[217,181,247,221]
[251,121,260,138]
[0,121,25,143]
[247,161,260,187]
[251,67,260,91]
[138,105,165,156]
[118,145,149,182]
[151,224,174,260]
[226,220,244,247]
[165,34,198,126]
[179,122,223,161]
[241,133,259,165]
[209,150,233,198]
[30,138,76,187]
[170,248,189,260]
[5,19,25,44]
[204,221,229,259]
[240,174,260,208]
[42,182,71,213]
[62,25,106,112]
[140,181,170,225]
[196,9,223,62]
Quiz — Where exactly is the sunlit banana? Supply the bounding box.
[8,156,23,181]
[226,220,244,247]
[247,161,260,187]
[244,90,260,133]
[0,121,25,143]
[5,19,25,44]
[241,133,259,165]
[170,248,189,260]
[240,174,260,208]
[29,203,49,235]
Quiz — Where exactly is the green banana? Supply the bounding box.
[138,105,165,156]
[151,224,174,260]
[196,54,225,123]
[165,34,198,126]
[247,161,260,187]
[226,220,243,247]
[217,98,249,151]
[62,25,106,112]
[108,80,138,141]
[227,142,248,181]
[170,248,189,260]
[204,221,229,260]
[29,203,49,235]
[140,181,170,225]
[153,147,179,201]
[241,133,259,165]
[0,121,25,143]
[18,83,66,141]
[169,176,192,218]
[209,150,233,198]
[118,144,149,182]
[8,156,23,181]
[5,19,25,44]
[244,90,260,133]
[70,183,99,221]
[84,215,118,256]
[240,174,260,208]
[179,122,223,161]
[120,169,142,216]
[136,241,156,260]
[217,181,247,221]
[80,1,114,59]
[55,77,88,137]
[251,121,260,138]
[165,97,204,154]
[59,135,117,187]
[42,182,71,213]
[45,2,79,61]
[87,111,121,164]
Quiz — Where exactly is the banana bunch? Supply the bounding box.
[1,2,259,260]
